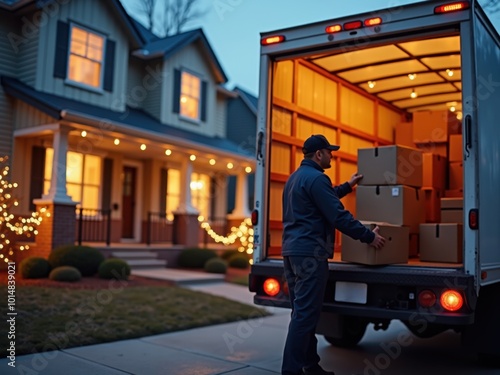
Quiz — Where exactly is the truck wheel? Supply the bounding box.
[323,316,368,348]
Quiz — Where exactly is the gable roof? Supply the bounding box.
[1,76,252,159]
[135,28,228,83]
[233,87,258,116]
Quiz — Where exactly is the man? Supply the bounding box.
[281,134,386,375]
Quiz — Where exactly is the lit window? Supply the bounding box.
[191,172,211,219]
[44,149,101,209]
[68,25,104,88]
[180,71,201,120]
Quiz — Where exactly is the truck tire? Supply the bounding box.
[323,316,368,348]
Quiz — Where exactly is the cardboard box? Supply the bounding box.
[422,153,447,189]
[419,223,463,263]
[358,145,423,187]
[341,222,409,265]
[448,161,463,190]
[449,134,463,162]
[356,185,425,233]
[440,197,463,223]
[413,110,460,143]
[423,188,442,223]
[418,143,448,158]
[444,189,463,198]
[395,122,417,148]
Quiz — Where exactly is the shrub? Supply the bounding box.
[228,253,250,269]
[220,249,239,260]
[49,266,82,282]
[98,258,131,280]
[204,258,227,274]
[20,257,50,279]
[48,245,105,276]
[177,247,218,268]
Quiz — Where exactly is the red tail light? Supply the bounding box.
[440,290,464,312]
[343,20,363,31]
[418,290,437,308]
[434,1,470,14]
[251,209,258,225]
[261,35,285,46]
[263,278,280,296]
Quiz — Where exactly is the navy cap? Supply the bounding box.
[302,134,340,154]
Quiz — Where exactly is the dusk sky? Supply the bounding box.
[119,0,500,97]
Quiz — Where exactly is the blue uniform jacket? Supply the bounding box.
[282,159,375,258]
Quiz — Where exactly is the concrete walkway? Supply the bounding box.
[1,268,290,375]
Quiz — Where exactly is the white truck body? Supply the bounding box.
[249,0,500,359]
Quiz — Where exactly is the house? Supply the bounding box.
[0,0,256,260]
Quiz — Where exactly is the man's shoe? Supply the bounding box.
[302,364,335,375]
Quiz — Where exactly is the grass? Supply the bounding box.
[0,284,269,355]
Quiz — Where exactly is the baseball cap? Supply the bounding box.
[302,134,340,154]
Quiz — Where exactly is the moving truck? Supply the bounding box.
[249,0,500,361]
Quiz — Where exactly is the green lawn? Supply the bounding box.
[0,285,269,355]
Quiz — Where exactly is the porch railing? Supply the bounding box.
[202,216,228,246]
[76,208,111,246]
[146,212,173,245]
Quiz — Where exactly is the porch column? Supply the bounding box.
[227,170,251,237]
[173,158,199,247]
[33,125,77,258]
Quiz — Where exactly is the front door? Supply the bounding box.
[122,166,136,238]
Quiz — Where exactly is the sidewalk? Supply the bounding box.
[1,268,290,375]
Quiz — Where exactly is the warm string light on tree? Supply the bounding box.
[199,217,254,257]
[0,156,44,263]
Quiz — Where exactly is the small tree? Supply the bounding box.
[0,156,43,263]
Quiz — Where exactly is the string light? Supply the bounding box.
[0,156,45,263]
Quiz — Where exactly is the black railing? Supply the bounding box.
[76,208,111,246]
[146,212,173,245]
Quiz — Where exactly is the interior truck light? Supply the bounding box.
[440,290,464,312]
[364,17,382,26]
[263,278,281,296]
[343,20,363,30]
[469,209,478,229]
[325,24,342,33]
[261,35,285,46]
[434,1,470,14]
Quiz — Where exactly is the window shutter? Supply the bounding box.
[29,146,46,211]
[173,69,181,114]
[200,80,208,122]
[160,168,168,213]
[102,158,113,209]
[103,40,116,92]
[53,21,69,79]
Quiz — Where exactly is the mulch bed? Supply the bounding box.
[0,267,249,290]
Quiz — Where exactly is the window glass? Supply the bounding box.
[180,71,201,120]
[68,25,104,88]
[166,169,180,221]
[191,172,210,219]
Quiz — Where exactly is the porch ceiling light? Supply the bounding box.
[114,138,120,145]
[408,73,417,80]
[410,89,418,99]
[367,81,376,89]
[446,69,454,77]
[190,154,196,161]
[245,166,252,173]
[81,131,87,137]
[140,144,146,151]
[165,149,172,156]
[209,159,216,165]
[227,162,234,169]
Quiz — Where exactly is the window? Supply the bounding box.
[44,149,101,209]
[190,172,211,219]
[165,169,180,221]
[180,71,201,120]
[67,25,105,88]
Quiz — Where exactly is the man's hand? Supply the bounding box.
[348,172,363,188]
[369,226,386,249]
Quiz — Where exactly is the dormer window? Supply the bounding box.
[68,26,105,89]
[180,71,201,120]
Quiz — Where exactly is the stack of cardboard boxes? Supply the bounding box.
[341,145,424,265]
[341,110,464,265]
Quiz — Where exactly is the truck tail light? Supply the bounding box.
[325,24,342,33]
[263,278,280,296]
[469,209,478,229]
[251,209,258,225]
[343,20,363,31]
[364,17,382,26]
[261,35,285,46]
[440,290,464,312]
[418,290,437,308]
[434,1,470,14]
